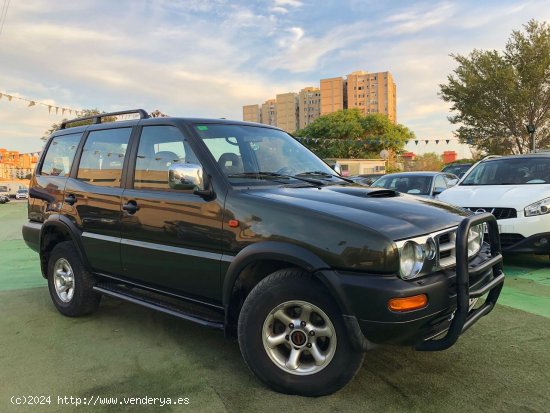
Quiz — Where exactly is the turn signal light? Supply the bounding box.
[388,294,428,312]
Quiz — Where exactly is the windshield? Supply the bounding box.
[194,124,337,185]
[372,175,432,195]
[461,157,550,185]
[442,164,471,177]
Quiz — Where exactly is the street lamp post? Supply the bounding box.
[527,124,536,153]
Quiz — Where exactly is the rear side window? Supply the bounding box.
[40,133,82,176]
[76,128,131,187]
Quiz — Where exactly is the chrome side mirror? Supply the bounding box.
[169,163,205,191]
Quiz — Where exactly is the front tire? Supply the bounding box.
[238,268,364,396]
[47,241,101,317]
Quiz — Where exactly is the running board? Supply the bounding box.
[93,283,224,330]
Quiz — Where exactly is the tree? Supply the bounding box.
[41,109,116,141]
[294,109,415,162]
[440,20,550,155]
[407,152,444,172]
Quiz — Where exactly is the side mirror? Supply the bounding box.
[447,179,458,187]
[169,163,205,191]
[432,187,446,196]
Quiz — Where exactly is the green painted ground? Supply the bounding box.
[1,202,549,412]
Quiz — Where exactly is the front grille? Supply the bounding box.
[500,233,525,248]
[435,227,481,269]
[464,207,517,220]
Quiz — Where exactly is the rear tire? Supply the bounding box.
[47,241,101,317]
[238,268,364,396]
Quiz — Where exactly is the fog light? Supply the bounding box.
[388,294,428,312]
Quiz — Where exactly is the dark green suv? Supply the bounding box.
[23,110,505,396]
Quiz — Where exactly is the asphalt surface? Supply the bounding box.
[1,202,549,412]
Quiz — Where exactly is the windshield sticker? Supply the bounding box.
[196,125,209,131]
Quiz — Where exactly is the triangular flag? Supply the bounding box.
[62,108,66,115]
[425,140,429,144]
[48,105,52,114]
[0,93,2,99]
[28,101,36,107]
[414,140,419,145]
[55,107,59,114]
[446,140,450,144]
[405,140,409,145]
[435,140,439,144]
[7,94,13,101]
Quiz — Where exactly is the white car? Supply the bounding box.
[15,188,29,199]
[438,154,550,255]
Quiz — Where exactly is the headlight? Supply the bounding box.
[525,198,550,217]
[399,241,425,280]
[467,224,484,256]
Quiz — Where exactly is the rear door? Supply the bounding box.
[64,127,133,274]
[120,124,225,301]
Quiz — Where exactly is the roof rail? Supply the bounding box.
[60,109,149,129]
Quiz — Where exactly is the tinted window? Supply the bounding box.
[40,133,82,177]
[134,126,200,191]
[373,175,432,195]
[76,128,131,187]
[461,157,550,185]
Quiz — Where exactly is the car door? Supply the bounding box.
[63,126,133,274]
[120,124,224,301]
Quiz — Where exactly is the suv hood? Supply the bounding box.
[245,185,469,240]
[438,184,550,209]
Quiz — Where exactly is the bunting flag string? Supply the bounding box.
[0,90,83,117]
[295,136,463,146]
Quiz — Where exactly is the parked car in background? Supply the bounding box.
[438,153,550,256]
[0,194,9,204]
[348,174,384,186]
[16,188,29,199]
[0,185,11,201]
[442,163,473,179]
[371,172,458,198]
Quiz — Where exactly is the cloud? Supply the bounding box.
[274,0,302,7]
[270,6,288,14]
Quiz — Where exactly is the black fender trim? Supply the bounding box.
[40,215,90,277]
[222,241,330,309]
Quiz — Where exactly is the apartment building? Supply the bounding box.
[276,93,299,133]
[0,148,39,179]
[261,99,277,127]
[298,87,321,129]
[242,69,397,130]
[346,71,397,123]
[320,77,346,116]
[242,104,261,123]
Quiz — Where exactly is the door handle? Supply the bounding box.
[64,194,77,205]
[122,201,139,214]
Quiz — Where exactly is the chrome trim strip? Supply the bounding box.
[81,232,234,262]
[82,232,119,242]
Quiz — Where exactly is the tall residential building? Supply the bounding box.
[242,70,397,129]
[298,87,321,129]
[276,93,299,133]
[346,70,397,123]
[261,99,277,127]
[242,104,261,123]
[320,77,346,115]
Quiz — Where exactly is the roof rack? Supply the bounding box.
[60,109,149,129]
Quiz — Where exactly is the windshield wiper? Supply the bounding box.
[227,172,325,186]
[295,171,354,183]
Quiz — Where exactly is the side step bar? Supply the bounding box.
[93,283,224,330]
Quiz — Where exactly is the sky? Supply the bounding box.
[0,0,548,156]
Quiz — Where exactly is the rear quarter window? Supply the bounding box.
[40,133,82,177]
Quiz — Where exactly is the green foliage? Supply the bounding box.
[42,109,116,141]
[294,109,415,159]
[440,20,550,155]
[409,152,444,171]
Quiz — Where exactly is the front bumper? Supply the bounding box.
[322,213,505,350]
[487,214,550,253]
